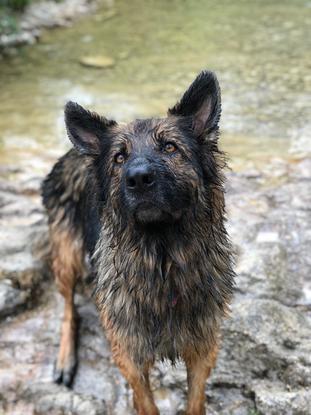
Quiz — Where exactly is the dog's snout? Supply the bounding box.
[126,165,155,192]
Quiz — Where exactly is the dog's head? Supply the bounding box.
[65,71,221,228]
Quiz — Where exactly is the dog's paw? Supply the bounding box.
[53,356,77,387]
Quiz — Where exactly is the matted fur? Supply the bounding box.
[94,126,234,364]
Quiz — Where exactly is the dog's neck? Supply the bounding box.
[94,201,233,307]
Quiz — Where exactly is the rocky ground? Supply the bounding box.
[0,157,310,415]
[0,0,98,51]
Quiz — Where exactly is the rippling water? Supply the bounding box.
[0,0,310,175]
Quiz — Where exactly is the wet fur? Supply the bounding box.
[42,70,235,413]
[95,117,233,365]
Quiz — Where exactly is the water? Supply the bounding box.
[0,0,310,176]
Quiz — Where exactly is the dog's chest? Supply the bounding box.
[106,275,215,362]
[96,242,226,363]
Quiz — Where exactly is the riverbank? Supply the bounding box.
[0,0,98,52]
[0,156,310,414]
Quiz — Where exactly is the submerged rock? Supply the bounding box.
[79,55,115,69]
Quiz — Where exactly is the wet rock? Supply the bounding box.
[1,0,98,51]
[0,279,29,318]
[0,159,310,414]
[0,291,128,415]
[0,31,39,49]
[0,173,49,319]
[213,298,311,389]
[253,381,311,415]
[22,0,98,30]
[79,55,115,69]
[33,383,107,415]
[207,388,255,415]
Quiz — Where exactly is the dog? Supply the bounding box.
[42,70,235,415]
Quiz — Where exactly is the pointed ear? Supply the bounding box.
[168,70,221,137]
[64,101,117,155]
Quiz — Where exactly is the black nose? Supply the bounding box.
[126,164,155,192]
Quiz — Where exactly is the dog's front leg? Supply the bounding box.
[111,341,159,415]
[183,343,219,415]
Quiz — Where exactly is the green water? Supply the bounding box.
[0,0,310,175]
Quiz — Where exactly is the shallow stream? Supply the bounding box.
[0,0,310,177]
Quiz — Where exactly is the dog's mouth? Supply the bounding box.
[134,202,182,225]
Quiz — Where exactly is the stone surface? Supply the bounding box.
[253,381,311,415]
[0,174,49,318]
[0,158,310,414]
[0,0,99,51]
[0,279,29,318]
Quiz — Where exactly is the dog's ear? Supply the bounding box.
[65,101,117,155]
[168,70,221,138]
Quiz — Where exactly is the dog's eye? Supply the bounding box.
[164,142,177,153]
[114,153,125,164]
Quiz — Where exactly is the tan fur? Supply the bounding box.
[183,343,219,414]
[50,224,85,378]
[112,343,158,415]
[100,309,158,414]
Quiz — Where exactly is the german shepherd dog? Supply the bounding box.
[42,70,235,415]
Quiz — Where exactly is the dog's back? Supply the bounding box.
[42,148,100,258]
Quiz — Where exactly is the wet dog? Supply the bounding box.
[42,70,235,414]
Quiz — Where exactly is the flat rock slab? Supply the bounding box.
[0,174,49,319]
[0,158,310,414]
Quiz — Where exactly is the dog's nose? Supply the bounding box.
[126,165,155,192]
